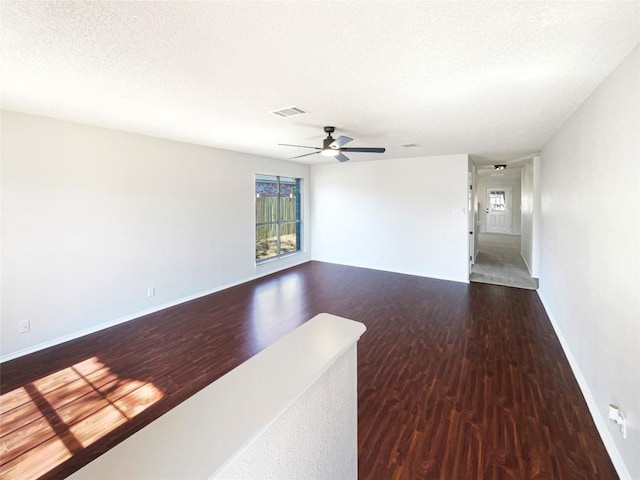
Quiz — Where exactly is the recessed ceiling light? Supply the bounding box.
[401,143,420,148]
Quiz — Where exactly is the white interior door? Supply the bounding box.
[485,187,512,234]
[468,171,474,271]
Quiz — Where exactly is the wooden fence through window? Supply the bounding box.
[256,197,298,240]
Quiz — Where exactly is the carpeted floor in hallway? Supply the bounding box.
[470,233,538,290]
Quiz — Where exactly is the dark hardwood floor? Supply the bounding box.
[0,261,617,479]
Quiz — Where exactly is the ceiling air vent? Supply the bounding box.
[270,106,308,118]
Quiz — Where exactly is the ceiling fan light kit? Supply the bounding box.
[279,126,385,163]
[320,149,338,157]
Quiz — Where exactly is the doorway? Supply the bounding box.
[469,159,539,290]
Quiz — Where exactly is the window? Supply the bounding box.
[255,175,301,262]
[489,190,506,212]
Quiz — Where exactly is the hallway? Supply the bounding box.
[470,233,538,290]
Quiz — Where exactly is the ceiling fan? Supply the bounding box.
[279,126,385,162]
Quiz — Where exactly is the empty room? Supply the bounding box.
[1,2,639,479]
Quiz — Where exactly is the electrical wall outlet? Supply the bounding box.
[147,286,155,298]
[18,320,30,334]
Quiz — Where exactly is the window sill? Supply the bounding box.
[256,251,303,267]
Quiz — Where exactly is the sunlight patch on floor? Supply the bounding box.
[0,357,163,480]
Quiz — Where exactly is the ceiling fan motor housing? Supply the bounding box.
[323,126,337,149]
[323,137,336,149]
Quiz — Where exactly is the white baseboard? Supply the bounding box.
[520,251,533,276]
[1,257,310,363]
[537,291,631,480]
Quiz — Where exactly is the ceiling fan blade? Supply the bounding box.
[329,136,353,148]
[289,151,320,159]
[279,143,321,150]
[340,147,386,153]
[335,152,350,163]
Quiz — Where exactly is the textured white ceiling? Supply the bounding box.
[1,1,639,165]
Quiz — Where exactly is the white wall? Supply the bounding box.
[520,159,534,274]
[531,156,541,278]
[476,171,522,235]
[217,344,358,480]
[539,45,639,479]
[1,111,311,360]
[311,154,469,283]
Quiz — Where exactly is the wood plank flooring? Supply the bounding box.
[0,261,617,479]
